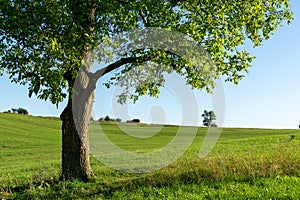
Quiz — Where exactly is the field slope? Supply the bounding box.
[0,113,299,199]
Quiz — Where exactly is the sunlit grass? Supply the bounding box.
[0,113,299,199]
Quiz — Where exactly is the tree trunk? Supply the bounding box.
[60,0,96,181]
[60,74,95,181]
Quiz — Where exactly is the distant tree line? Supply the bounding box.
[97,115,140,123]
[97,115,122,122]
[3,108,29,115]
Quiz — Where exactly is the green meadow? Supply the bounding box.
[0,113,299,199]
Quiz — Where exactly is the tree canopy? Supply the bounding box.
[0,0,293,104]
[202,110,217,127]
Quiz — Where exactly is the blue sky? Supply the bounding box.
[1,0,300,129]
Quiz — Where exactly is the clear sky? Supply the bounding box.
[1,0,299,129]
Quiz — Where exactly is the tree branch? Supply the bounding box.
[138,10,149,26]
[93,54,154,80]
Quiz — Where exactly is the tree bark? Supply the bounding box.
[60,55,96,181]
[60,88,95,181]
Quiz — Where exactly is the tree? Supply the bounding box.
[132,119,140,123]
[115,118,122,123]
[11,108,18,114]
[98,117,104,122]
[202,110,217,127]
[104,115,111,121]
[0,0,293,180]
[17,108,29,115]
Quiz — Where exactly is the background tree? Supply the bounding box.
[132,119,141,123]
[17,108,29,115]
[104,115,111,121]
[11,108,18,114]
[98,117,104,122]
[202,110,217,127]
[115,118,122,123]
[0,0,293,180]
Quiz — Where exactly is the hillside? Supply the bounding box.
[0,113,299,199]
[0,114,61,185]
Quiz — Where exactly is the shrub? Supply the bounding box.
[104,115,111,121]
[132,119,140,123]
[17,108,29,115]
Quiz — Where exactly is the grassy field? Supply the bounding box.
[0,113,299,199]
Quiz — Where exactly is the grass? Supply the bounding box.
[0,113,299,199]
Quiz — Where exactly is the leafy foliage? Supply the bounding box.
[17,107,29,115]
[0,0,293,105]
[202,110,217,127]
[104,115,111,121]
